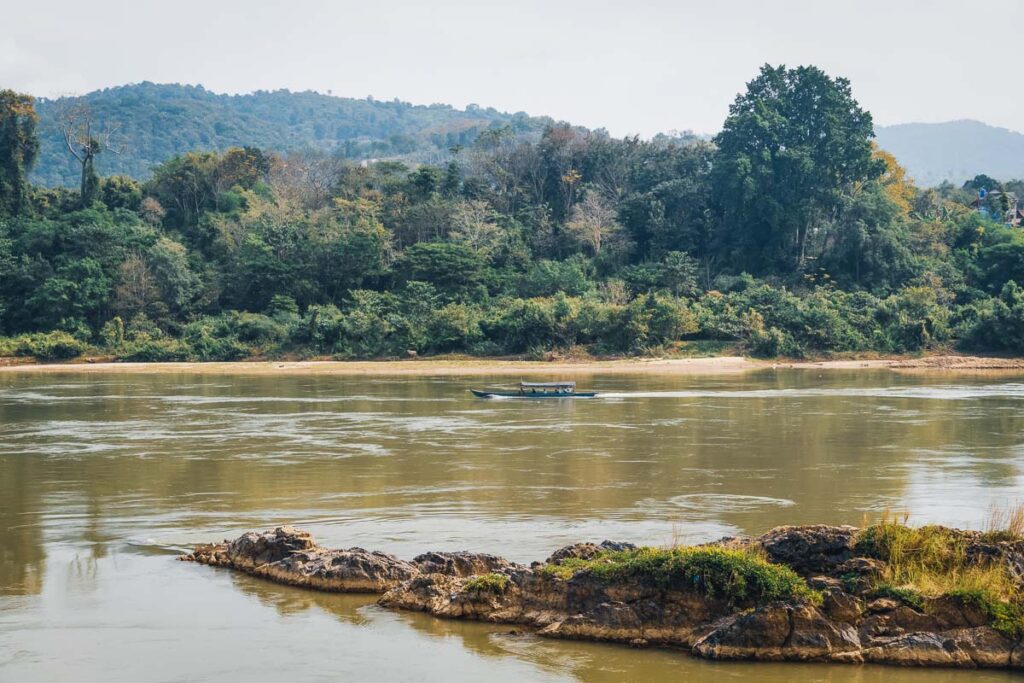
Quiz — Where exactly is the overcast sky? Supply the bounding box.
[3,0,1021,136]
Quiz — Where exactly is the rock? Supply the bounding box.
[1012,641,1024,667]
[189,526,418,592]
[186,525,1024,671]
[225,526,317,570]
[965,538,1024,590]
[545,540,636,565]
[693,604,860,661]
[926,594,991,629]
[946,627,1015,668]
[867,597,899,613]
[412,551,515,577]
[787,604,861,658]
[857,633,974,667]
[808,576,843,591]
[693,604,792,660]
[261,546,419,592]
[821,588,863,623]
[754,525,858,576]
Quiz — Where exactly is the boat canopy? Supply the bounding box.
[520,381,576,388]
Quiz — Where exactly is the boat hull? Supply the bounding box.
[470,389,597,398]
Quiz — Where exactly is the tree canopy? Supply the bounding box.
[2,65,1023,362]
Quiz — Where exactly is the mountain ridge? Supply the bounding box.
[25,83,1024,187]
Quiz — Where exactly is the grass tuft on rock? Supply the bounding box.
[857,515,1024,638]
[869,583,925,610]
[463,573,510,594]
[543,546,820,607]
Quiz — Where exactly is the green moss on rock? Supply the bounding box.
[544,546,820,606]
[463,572,510,594]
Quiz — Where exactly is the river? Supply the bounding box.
[1,369,1023,681]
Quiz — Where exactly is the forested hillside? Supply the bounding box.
[875,120,1024,187]
[30,83,559,186]
[3,65,1024,363]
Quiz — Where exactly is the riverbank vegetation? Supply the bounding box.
[3,66,1024,361]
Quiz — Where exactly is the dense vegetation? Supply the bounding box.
[3,64,1024,362]
[30,83,562,187]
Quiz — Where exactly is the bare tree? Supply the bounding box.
[56,100,123,204]
[269,150,347,210]
[565,191,620,255]
[449,199,502,256]
[113,253,156,318]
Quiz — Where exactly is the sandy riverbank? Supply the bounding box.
[2,354,1024,376]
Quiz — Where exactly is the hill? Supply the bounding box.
[29,85,1024,189]
[875,120,1024,187]
[30,83,559,186]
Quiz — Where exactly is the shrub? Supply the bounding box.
[463,573,510,594]
[117,336,189,362]
[100,317,126,348]
[15,332,87,360]
[181,321,252,361]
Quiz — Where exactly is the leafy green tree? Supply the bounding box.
[712,64,882,272]
[146,152,219,231]
[101,175,143,211]
[821,183,919,291]
[0,91,39,216]
[401,241,487,299]
[659,251,700,297]
[147,237,201,315]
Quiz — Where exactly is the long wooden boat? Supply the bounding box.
[470,381,597,398]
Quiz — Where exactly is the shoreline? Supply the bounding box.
[3,354,1024,376]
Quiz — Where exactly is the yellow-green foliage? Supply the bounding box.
[543,546,820,607]
[857,517,1023,638]
[463,573,510,594]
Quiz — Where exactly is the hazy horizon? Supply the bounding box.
[4,0,1023,137]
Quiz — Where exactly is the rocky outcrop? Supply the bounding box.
[412,551,517,577]
[184,525,1024,670]
[545,540,637,565]
[183,526,418,592]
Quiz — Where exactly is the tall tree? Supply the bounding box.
[0,91,39,216]
[712,64,882,272]
[57,101,121,206]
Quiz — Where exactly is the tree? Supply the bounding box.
[0,91,39,216]
[100,175,143,211]
[57,101,122,206]
[565,191,620,255]
[449,199,502,257]
[659,251,700,297]
[401,241,487,299]
[113,253,158,318]
[712,64,882,272]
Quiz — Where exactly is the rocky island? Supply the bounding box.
[183,522,1024,670]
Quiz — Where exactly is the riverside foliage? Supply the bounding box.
[2,65,1024,361]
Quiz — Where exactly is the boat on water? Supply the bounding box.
[470,381,597,398]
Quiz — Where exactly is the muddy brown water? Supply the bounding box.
[2,370,1023,681]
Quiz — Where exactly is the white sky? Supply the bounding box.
[3,0,1022,136]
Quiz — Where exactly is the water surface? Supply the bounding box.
[2,370,1023,681]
